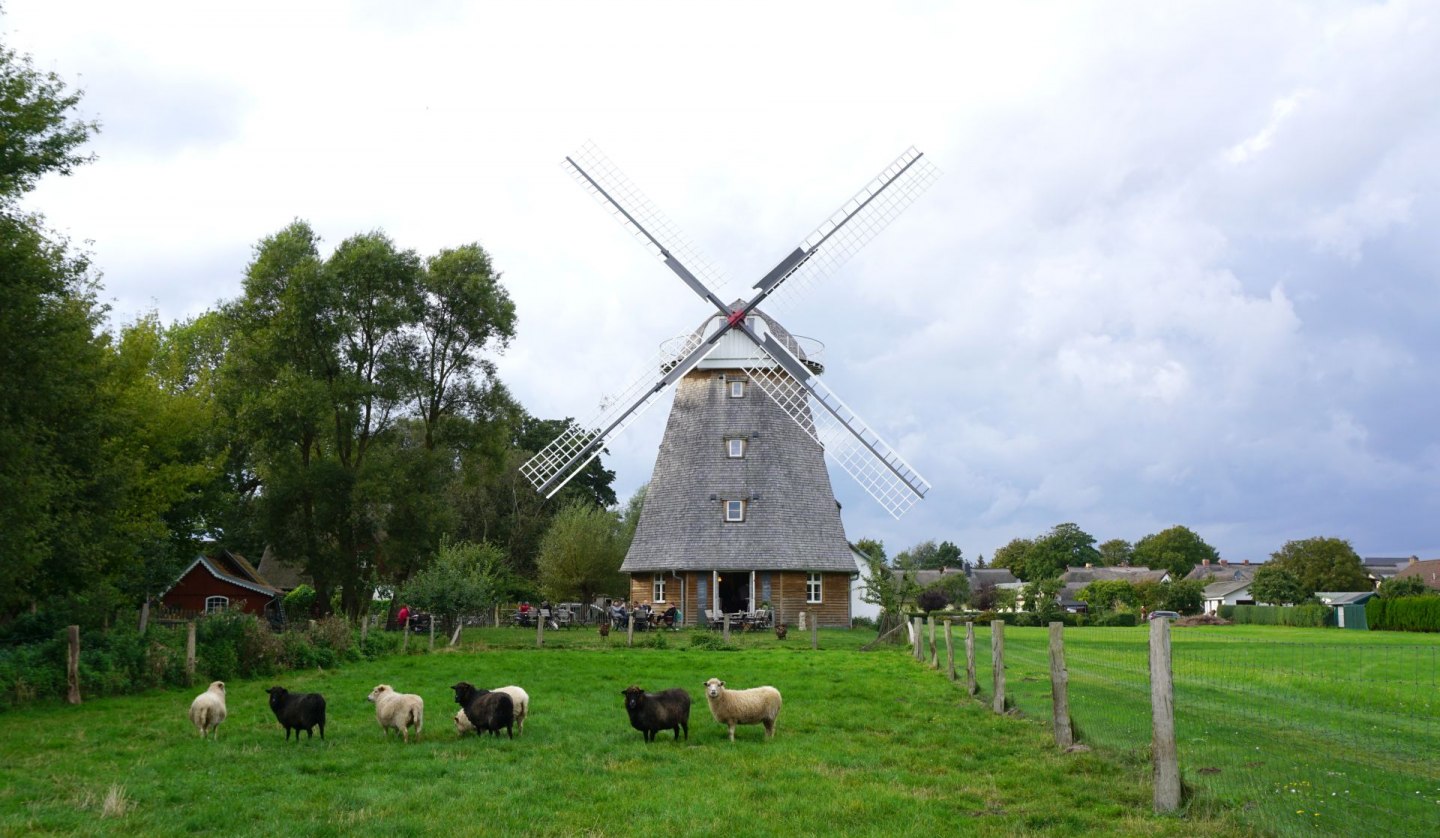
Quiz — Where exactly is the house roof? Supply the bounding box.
[161,551,282,600]
[621,309,854,575]
[1061,566,1168,585]
[970,568,1019,586]
[1185,562,1259,583]
[913,568,968,587]
[256,545,311,591]
[1316,591,1377,605]
[1202,579,1252,600]
[1395,558,1440,589]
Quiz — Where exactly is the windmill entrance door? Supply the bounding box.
[717,572,753,616]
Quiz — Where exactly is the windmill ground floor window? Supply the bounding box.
[806,573,822,603]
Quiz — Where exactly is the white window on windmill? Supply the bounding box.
[724,499,746,522]
[653,573,666,603]
[727,438,746,459]
[205,595,229,614]
[728,377,746,398]
[806,573,822,603]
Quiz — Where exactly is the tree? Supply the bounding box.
[402,539,512,633]
[1098,538,1134,567]
[1077,579,1138,611]
[1269,537,1369,595]
[990,538,1036,580]
[915,588,950,617]
[894,539,966,571]
[1250,565,1307,606]
[1378,576,1430,599]
[993,523,1100,581]
[1022,577,1062,620]
[923,572,970,610]
[535,500,626,606]
[1132,526,1219,579]
[1158,579,1204,615]
[857,540,919,639]
[0,43,96,204]
[969,582,997,611]
[854,538,886,565]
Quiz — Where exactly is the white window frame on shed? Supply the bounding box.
[724,499,746,522]
[653,573,666,603]
[205,595,229,613]
[806,573,822,603]
[729,379,746,398]
[727,438,746,458]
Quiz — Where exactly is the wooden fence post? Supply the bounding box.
[185,622,197,687]
[1150,617,1181,812]
[137,601,150,635]
[627,614,634,647]
[537,613,546,649]
[66,625,81,705]
[965,621,978,696]
[928,616,938,668]
[402,616,410,653]
[429,616,437,651]
[360,614,369,647]
[450,618,463,646]
[810,614,818,650]
[944,619,955,681]
[912,617,923,660]
[723,614,731,643]
[990,620,1006,714]
[1048,622,1074,749]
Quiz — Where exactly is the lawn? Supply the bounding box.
[0,627,1246,837]
[965,623,1440,837]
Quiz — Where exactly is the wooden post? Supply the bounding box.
[66,625,81,705]
[137,600,150,635]
[627,614,634,647]
[536,613,545,649]
[360,615,369,647]
[1150,617,1181,812]
[402,616,410,653]
[944,619,955,681]
[493,604,500,628]
[990,620,1006,714]
[723,614,731,643]
[1048,622,1074,750]
[965,621,978,696]
[928,616,938,668]
[810,614,818,650]
[450,616,463,646]
[184,622,197,687]
[429,616,437,651]
[912,617,923,660]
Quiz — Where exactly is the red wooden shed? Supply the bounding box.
[159,550,282,619]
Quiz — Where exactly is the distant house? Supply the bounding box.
[1186,558,1259,584]
[1059,565,1170,612]
[1394,557,1440,591]
[159,550,282,620]
[1361,556,1414,588]
[1202,579,1255,615]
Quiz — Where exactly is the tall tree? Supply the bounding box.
[1098,538,1134,567]
[893,539,966,571]
[536,500,626,606]
[990,537,1036,580]
[1268,537,1369,595]
[1133,525,1219,578]
[1249,565,1307,606]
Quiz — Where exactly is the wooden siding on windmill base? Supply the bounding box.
[627,571,852,628]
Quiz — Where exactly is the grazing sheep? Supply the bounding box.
[265,686,326,741]
[367,684,424,743]
[453,685,529,736]
[188,680,227,739]
[451,681,514,739]
[702,678,782,742]
[621,685,690,742]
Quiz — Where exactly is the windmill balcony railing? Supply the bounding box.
[659,332,824,370]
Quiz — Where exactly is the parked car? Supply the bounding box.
[1148,610,1179,621]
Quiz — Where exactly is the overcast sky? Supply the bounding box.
[6,0,1437,563]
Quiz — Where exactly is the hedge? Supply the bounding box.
[1224,604,1330,627]
[1365,595,1440,632]
[0,611,404,712]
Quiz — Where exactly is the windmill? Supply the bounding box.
[521,143,938,521]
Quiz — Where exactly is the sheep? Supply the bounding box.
[451,681,514,739]
[453,685,528,736]
[702,678,782,742]
[621,685,690,742]
[367,684,424,743]
[188,680,227,739]
[265,686,326,741]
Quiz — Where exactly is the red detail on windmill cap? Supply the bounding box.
[727,309,746,328]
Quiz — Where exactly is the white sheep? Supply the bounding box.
[367,684,424,743]
[454,685,529,736]
[702,677,782,741]
[188,680,227,739]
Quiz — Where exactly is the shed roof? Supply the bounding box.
[1202,579,1252,600]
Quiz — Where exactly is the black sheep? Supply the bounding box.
[451,681,514,739]
[265,686,326,741]
[621,685,690,742]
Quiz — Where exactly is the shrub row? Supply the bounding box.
[1365,595,1440,633]
[1221,604,1330,627]
[0,611,404,712]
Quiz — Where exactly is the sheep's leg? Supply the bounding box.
[728,723,736,742]
[681,721,688,741]
[764,718,776,738]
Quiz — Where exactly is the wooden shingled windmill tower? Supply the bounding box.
[522,144,937,627]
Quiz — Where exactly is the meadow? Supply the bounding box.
[975,624,1440,837]
[0,626,1246,837]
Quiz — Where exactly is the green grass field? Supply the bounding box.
[0,627,1247,837]
[966,624,1440,837]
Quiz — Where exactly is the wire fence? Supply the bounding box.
[948,622,1440,836]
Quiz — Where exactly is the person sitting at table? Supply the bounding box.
[661,604,678,629]
[637,601,654,623]
[611,600,627,628]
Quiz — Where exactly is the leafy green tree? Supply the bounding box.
[857,539,919,639]
[0,43,96,203]
[1022,577,1062,619]
[994,523,1100,581]
[1077,579,1138,611]
[1098,538,1134,567]
[854,538,886,565]
[1133,526,1219,578]
[536,500,626,606]
[1158,579,1204,614]
[1131,580,1165,612]
[990,538,1035,580]
[1378,576,1430,599]
[1250,565,1307,606]
[915,588,950,617]
[1269,537,1369,595]
[403,539,512,632]
[923,572,970,610]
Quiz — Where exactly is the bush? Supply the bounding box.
[282,584,317,623]
[1366,595,1440,632]
[1227,604,1329,627]
[1092,612,1138,627]
[688,631,734,651]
